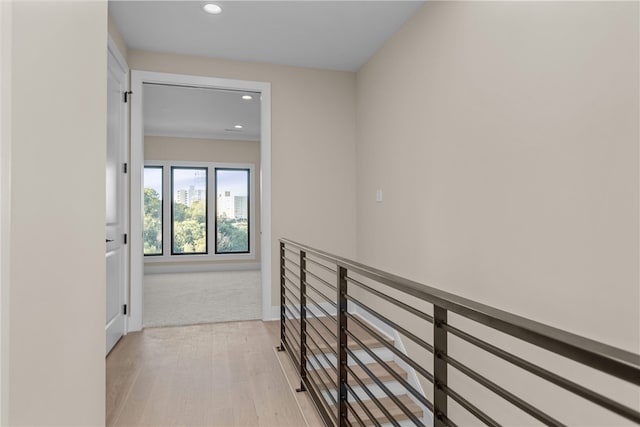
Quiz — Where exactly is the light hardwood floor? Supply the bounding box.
[107,320,309,426]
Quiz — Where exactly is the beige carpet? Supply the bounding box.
[143,270,261,327]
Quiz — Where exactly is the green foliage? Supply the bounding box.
[173,200,207,253]
[217,217,248,253]
[143,188,162,255]
[144,190,248,255]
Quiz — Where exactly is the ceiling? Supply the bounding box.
[143,84,261,141]
[109,1,424,72]
[116,1,424,141]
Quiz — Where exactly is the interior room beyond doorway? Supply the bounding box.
[141,82,262,328]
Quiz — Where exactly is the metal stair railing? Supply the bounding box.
[277,238,640,427]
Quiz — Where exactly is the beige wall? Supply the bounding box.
[0,0,11,423]
[129,50,358,307]
[8,1,107,425]
[356,1,638,423]
[144,136,261,268]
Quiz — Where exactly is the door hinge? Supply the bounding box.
[123,91,132,103]
[123,163,128,174]
[123,304,127,315]
[123,233,128,244]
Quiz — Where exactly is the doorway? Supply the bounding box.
[129,71,272,331]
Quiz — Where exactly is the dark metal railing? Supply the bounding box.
[277,238,640,427]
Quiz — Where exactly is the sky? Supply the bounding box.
[144,167,249,198]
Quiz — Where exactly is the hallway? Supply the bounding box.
[106,321,307,426]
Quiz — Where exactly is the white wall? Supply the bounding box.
[108,12,128,62]
[8,1,107,424]
[356,2,638,423]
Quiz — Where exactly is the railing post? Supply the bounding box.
[277,241,285,352]
[337,266,348,427]
[433,305,448,427]
[297,250,307,392]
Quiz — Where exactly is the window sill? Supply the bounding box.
[144,252,256,263]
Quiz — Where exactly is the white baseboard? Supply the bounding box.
[145,262,261,274]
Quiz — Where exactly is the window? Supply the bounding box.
[143,161,254,261]
[143,166,163,256]
[171,167,208,255]
[215,168,250,254]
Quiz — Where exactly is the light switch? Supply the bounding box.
[376,189,383,203]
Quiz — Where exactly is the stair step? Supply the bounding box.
[287,315,393,355]
[333,394,423,427]
[311,361,407,389]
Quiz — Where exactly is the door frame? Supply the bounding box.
[129,70,272,331]
[107,35,130,339]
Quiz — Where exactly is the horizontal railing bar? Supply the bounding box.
[346,327,433,411]
[282,239,640,384]
[283,265,300,281]
[345,416,354,427]
[299,304,338,342]
[282,335,301,369]
[441,382,501,427]
[284,295,301,317]
[306,362,339,412]
[284,298,302,316]
[346,400,367,427]
[306,269,338,292]
[304,342,339,395]
[283,256,300,269]
[305,369,339,425]
[346,275,434,324]
[346,382,383,427]
[280,317,335,427]
[291,310,335,355]
[304,374,338,427]
[283,274,301,292]
[307,295,336,330]
[347,296,434,354]
[307,314,337,356]
[283,245,299,256]
[306,256,338,274]
[305,293,338,326]
[440,414,458,427]
[347,348,425,427]
[283,284,301,302]
[348,313,434,383]
[283,316,301,341]
[303,336,338,379]
[303,317,339,360]
[305,360,337,406]
[443,322,640,423]
[346,365,401,427]
[442,353,565,426]
[305,280,338,308]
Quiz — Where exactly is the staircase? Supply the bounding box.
[288,314,426,426]
[280,239,640,426]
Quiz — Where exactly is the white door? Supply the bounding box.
[106,46,128,354]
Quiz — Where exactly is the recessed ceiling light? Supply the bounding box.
[234,125,243,129]
[202,3,222,14]
[242,95,253,100]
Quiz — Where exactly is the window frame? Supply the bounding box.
[143,165,164,256]
[143,160,256,263]
[214,167,251,255]
[170,166,209,256]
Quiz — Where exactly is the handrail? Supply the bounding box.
[277,238,640,427]
[281,238,639,382]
